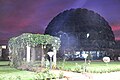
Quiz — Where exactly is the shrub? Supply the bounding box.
[35,68,60,80]
[59,71,64,79]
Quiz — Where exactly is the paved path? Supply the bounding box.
[50,70,120,80]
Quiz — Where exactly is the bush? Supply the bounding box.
[35,68,62,80]
[0,76,22,80]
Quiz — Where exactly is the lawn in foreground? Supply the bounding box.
[0,61,36,80]
[57,61,120,73]
[0,61,63,80]
[0,61,120,79]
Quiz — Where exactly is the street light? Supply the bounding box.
[82,53,88,64]
[47,52,55,69]
[2,45,6,49]
[82,53,88,72]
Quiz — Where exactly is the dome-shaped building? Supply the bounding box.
[45,8,115,59]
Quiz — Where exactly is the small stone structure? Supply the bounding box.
[8,33,60,68]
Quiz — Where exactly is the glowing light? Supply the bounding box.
[47,52,54,57]
[2,45,6,49]
[82,53,88,59]
[87,33,89,38]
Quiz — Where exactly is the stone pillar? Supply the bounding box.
[31,47,36,62]
[26,45,31,62]
[41,45,44,67]
[53,47,57,66]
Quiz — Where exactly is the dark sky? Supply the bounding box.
[0,0,120,45]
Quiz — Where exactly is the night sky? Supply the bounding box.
[0,0,120,45]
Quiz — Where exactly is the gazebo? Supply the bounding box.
[8,33,61,68]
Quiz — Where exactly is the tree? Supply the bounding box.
[45,8,115,57]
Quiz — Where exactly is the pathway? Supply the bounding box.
[50,70,120,80]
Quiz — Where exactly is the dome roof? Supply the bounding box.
[45,8,115,49]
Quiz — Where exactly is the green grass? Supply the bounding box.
[0,61,9,66]
[0,61,36,80]
[0,66,36,79]
[57,61,120,73]
[0,61,61,80]
[0,60,120,80]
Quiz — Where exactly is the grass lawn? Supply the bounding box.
[0,61,62,80]
[57,60,120,73]
[0,61,36,80]
[0,60,120,80]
